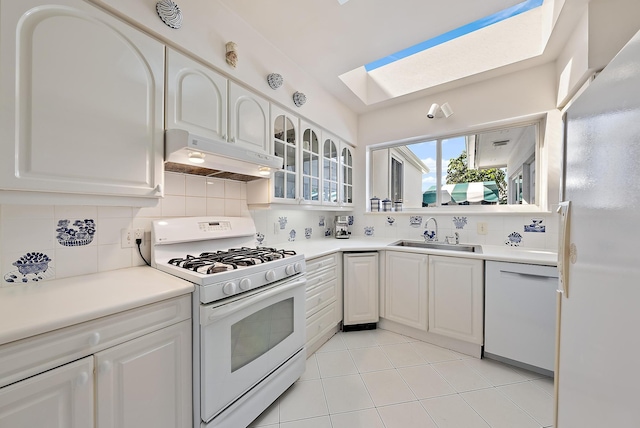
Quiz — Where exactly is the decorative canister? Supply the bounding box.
[381,198,392,212]
[370,196,380,212]
[393,200,403,211]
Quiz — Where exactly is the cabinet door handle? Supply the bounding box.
[98,361,112,374]
[76,371,90,386]
[89,332,101,346]
[154,184,163,195]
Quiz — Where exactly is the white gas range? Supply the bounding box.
[151,216,307,428]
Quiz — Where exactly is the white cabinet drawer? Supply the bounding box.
[306,303,337,347]
[306,253,338,275]
[306,265,338,290]
[306,279,338,317]
[0,295,190,388]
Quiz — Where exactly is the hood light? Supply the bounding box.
[188,151,205,164]
[258,166,272,176]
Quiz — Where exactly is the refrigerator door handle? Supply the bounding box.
[557,201,571,298]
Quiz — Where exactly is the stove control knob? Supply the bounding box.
[285,265,295,275]
[239,278,251,291]
[265,270,276,282]
[294,262,303,273]
[222,281,237,295]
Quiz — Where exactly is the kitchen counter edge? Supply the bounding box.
[0,266,193,346]
[286,238,558,266]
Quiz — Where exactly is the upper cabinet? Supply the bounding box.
[300,120,322,205]
[322,133,340,206]
[0,0,164,204]
[340,142,354,207]
[228,82,270,154]
[271,105,298,202]
[166,48,227,143]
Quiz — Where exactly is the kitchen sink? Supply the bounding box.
[389,240,481,253]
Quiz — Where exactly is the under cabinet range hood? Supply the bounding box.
[164,129,282,181]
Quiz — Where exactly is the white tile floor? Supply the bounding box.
[249,329,554,428]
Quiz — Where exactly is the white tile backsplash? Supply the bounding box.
[0,171,558,285]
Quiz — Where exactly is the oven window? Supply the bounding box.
[230,298,294,372]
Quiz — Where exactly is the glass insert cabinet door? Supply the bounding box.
[301,123,320,203]
[322,137,338,204]
[341,145,353,204]
[273,113,297,201]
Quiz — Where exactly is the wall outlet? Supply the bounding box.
[477,222,488,235]
[134,228,144,245]
[121,228,133,248]
[274,222,280,234]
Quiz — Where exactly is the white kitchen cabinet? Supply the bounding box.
[0,356,94,427]
[0,295,192,428]
[96,320,191,428]
[340,142,354,206]
[300,120,322,205]
[305,253,342,354]
[384,251,429,331]
[428,255,484,345]
[0,0,164,204]
[343,252,379,327]
[321,133,340,206]
[271,105,299,202]
[228,82,270,154]
[166,48,228,143]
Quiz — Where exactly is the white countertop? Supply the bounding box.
[0,267,193,346]
[284,238,558,266]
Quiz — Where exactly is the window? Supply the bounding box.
[369,122,539,210]
[390,156,403,202]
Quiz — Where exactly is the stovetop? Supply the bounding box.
[151,217,306,304]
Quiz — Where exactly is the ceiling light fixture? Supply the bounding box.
[188,151,205,164]
[427,103,439,119]
[427,102,454,119]
[441,102,454,118]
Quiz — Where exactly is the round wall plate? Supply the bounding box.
[156,0,183,29]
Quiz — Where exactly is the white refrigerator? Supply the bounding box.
[557,28,640,426]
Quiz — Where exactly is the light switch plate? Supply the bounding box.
[477,222,488,235]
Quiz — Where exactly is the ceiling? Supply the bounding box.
[219,0,585,114]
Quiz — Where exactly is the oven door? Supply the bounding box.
[199,275,306,423]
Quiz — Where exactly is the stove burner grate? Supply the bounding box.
[167,246,297,275]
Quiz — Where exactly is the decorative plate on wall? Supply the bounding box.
[156,0,183,29]
[293,91,306,107]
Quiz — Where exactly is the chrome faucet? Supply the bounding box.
[424,217,438,242]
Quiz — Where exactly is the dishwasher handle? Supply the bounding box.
[499,270,558,280]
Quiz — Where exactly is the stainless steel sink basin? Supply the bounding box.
[389,240,481,253]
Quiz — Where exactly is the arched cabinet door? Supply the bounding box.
[0,0,164,202]
[322,133,339,206]
[271,105,298,202]
[228,82,270,154]
[340,143,354,206]
[300,120,321,205]
[166,48,228,143]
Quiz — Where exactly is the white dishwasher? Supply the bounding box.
[484,261,558,375]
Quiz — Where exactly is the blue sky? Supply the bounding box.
[409,137,467,191]
[365,0,544,72]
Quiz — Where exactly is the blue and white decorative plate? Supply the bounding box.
[156,0,183,29]
[267,73,283,90]
[293,91,306,107]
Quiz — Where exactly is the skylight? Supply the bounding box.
[364,0,544,72]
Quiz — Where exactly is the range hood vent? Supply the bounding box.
[164,129,283,181]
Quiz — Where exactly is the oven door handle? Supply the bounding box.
[202,276,307,325]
